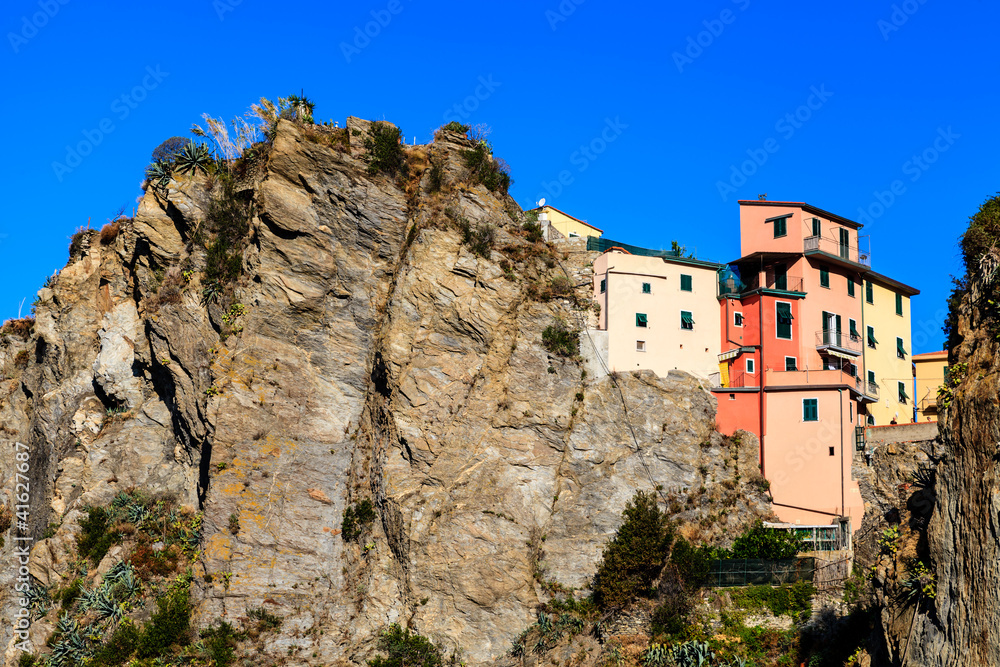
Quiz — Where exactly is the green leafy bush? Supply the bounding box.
[77,507,120,565]
[174,141,213,175]
[461,142,511,194]
[729,581,815,617]
[368,624,443,667]
[427,162,444,192]
[364,122,408,178]
[669,536,718,588]
[137,586,192,657]
[151,136,190,163]
[203,176,252,285]
[457,217,496,259]
[342,499,377,542]
[541,319,579,358]
[592,491,673,609]
[523,221,544,243]
[728,520,802,559]
[440,121,470,134]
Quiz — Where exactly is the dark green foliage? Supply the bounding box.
[368,624,443,667]
[650,566,694,638]
[203,177,252,285]
[68,228,88,258]
[427,162,444,192]
[541,319,579,358]
[669,536,717,588]
[461,143,511,194]
[342,499,377,542]
[959,192,1000,272]
[137,587,192,657]
[173,141,213,175]
[246,606,283,632]
[406,224,418,247]
[144,160,173,191]
[57,578,83,608]
[943,275,967,350]
[440,121,470,134]
[592,491,673,609]
[77,507,120,565]
[729,582,815,618]
[364,122,408,178]
[151,137,189,163]
[523,221,544,243]
[200,620,239,667]
[17,653,37,667]
[88,623,140,667]
[457,217,496,258]
[729,521,803,560]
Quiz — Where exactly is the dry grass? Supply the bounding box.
[100,219,122,245]
[0,318,34,338]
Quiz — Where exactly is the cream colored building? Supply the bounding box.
[861,273,918,424]
[591,248,723,378]
[913,350,948,421]
[531,205,603,239]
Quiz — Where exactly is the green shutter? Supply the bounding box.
[820,269,830,288]
[776,303,792,339]
[868,370,876,384]
[896,293,903,315]
[847,278,855,297]
[600,279,606,293]
[866,280,874,303]
[785,357,797,371]
[774,217,787,238]
[867,326,878,347]
[849,320,860,338]
[812,218,820,236]
[636,313,647,327]
[642,282,651,294]
[680,274,692,292]
[681,311,694,325]
[897,338,907,358]
[899,382,909,402]
[803,398,818,422]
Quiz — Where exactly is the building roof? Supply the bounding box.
[912,350,948,360]
[528,205,604,233]
[738,200,863,230]
[864,268,920,297]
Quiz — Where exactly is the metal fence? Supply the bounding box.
[706,557,816,587]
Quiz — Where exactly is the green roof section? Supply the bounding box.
[587,236,724,269]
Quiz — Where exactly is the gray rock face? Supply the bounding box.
[0,119,772,666]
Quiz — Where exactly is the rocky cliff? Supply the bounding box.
[875,247,1000,665]
[0,118,772,666]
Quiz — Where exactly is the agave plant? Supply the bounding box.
[644,643,671,667]
[77,586,100,613]
[144,159,173,191]
[126,502,151,526]
[103,561,133,586]
[25,582,51,618]
[91,587,126,623]
[671,641,715,667]
[174,141,213,175]
[55,615,79,636]
[537,611,553,636]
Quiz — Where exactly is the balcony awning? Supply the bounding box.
[824,349,854,361]
[719,349,741,362]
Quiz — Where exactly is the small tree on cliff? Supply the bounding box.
[592,490,673,609]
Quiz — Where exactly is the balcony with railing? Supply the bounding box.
[763,367,859,389]
[919,396,938,413]
[804,235,871,267]
[719,273,805,297]
[815,330,863,357]
[866,382,879,399]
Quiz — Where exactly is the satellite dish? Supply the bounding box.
[538,198,546,207]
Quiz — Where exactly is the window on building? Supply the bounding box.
[897,337,907,359]
[849,319,860,341]
[867,414,875,426]
[866,280,874,304]
[829,446,836,456]
[636,313,647,328]
[680,311,694,330]
[812,218,821,237]
[774,216,787,238]
[680,274,693,292]
[820,268,830,288]
[803,398,818,422]
[839,228,850,259]
[867,325,878,348]
[642,282,651,294]
[734,312,744,327]
[600,278,606,293]
[785,357,797,371]
[896,293,903,316]
[746,358,755,374]
[776,302,793,339]
[868,369,876,386]
[898,382,909,404]
[636,340,646,352]
[847,277,855,297]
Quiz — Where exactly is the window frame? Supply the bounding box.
[896,337,907,359]
[866,280,874,304]
[746,358,755,374]
[636,313,648,328]
[849,318,860,341]
[867,325,877,348]
[847,277,855,297]
[680,310,694,331]
[785,356,797,371]
[636,340,646,352]
[811,217,821,237]
[775,301,793,340]
[680,274,693,292]
[734,311,744,328]
[898,381,909,404]
[641,282,651,294]
[803,398,819,422]
[895,293,903,316]
[773,216,788,238]
[820,268,830,289]
[600,278,606,294]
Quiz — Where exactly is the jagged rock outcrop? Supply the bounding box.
[880,280,1000,666]
[0,119,772,666]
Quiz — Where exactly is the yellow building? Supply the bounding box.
[861,272,919,425]
[531,205,603,239]
[913,350,948,421]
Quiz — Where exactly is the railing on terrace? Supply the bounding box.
[815,330,864,355]
[866,381,879,399]
[723,371,758,388]
[804,235,872,267]
[706,557,816,587]
[919,396,938,412]
[719,274,805,296]
[763,368,857,388]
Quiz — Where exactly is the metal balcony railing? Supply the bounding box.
[815,330,863,355]
[804,235,871,267]
[719,274,805,296]
[866,382,880,399]
[919,396,938,412]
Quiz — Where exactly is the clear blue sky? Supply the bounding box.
[3,0,997,353]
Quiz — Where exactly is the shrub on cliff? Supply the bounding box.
[368,624,443,667]
[150,136,189,163]
[592,490,673,609]
[728,520,803,560]
[542,319,579,358]
[364,122,408,178]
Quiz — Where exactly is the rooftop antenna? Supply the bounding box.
[538,198,546,207]
[758,193,768,200]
